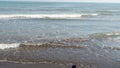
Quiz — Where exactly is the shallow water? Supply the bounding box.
[0,32,120,68]
[0,1,120,68]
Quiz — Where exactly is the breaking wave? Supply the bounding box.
[89,32,120,41]
[0,13,98,19]
[0,38,87,50]
[0,32,120,50]
[0,43,20,49]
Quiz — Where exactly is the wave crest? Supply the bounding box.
[90,32,120,38]
[0,43,20,49]
[0,14,98,19]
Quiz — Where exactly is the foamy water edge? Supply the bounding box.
[0,43,20,49]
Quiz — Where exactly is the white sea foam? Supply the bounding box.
[106,32,120,36]
[0,43,20,49]
[0,13,98,19]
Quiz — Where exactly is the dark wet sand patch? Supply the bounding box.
[0,62,71,68]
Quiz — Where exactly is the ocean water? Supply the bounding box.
[0,1,120,68]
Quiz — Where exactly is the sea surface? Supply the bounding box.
[0,1,120,68]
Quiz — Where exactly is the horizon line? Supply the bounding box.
[0,1,120,3]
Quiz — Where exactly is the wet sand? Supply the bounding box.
[0,62,71,68]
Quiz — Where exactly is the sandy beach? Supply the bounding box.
[0,62,71,68]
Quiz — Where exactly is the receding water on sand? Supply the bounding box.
[0,32,120,68]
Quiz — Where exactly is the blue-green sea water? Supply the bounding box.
[0,1,120,42]
[0,1,120,68]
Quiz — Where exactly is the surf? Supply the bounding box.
[0,13,98,19]
[0,43,20,50]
